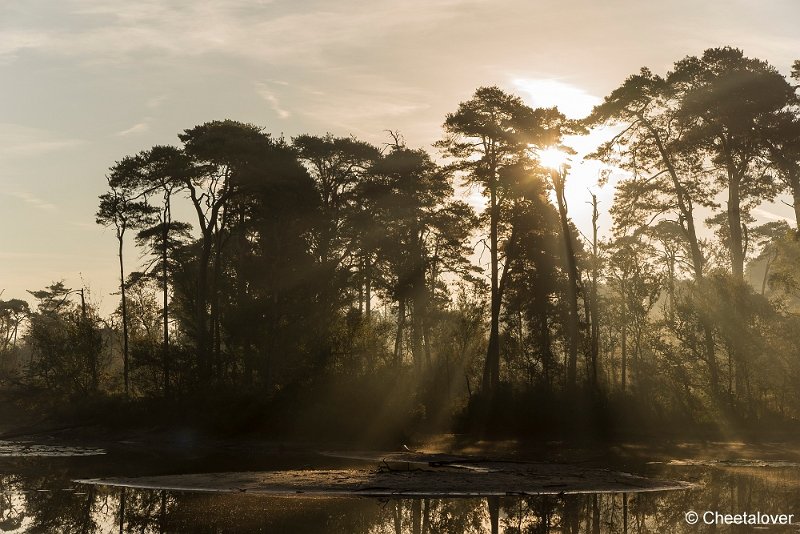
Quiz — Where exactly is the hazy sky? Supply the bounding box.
[1,0,799,310]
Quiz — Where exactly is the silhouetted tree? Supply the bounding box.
[499,164,563,389]
[25,283,104,395]
[438,87,533,393]
[0,299,28,357]
[587,64,721,396]
[543,153,583,389]
[438,87,563,393]
[177,120,272,382]
[366,144,476,373]
[97,170,156,396]
[293,134,381,368]
[670,47,794,278]
[131,145,192,395]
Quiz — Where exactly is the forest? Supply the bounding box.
[2,47,800,442]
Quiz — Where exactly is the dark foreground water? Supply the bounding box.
[1,441,799,533]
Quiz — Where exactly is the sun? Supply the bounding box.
[538,147,570,170]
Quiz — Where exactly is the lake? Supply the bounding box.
[0,439,798,532]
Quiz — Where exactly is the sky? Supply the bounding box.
[1,0,799,311]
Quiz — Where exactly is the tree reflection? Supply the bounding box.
[0,465,797,532]
[0,475,26,532]
[23,480,98,534]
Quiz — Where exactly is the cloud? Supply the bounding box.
[0,30,49,62]
[116,120,151,136]
[145,95,167,108]
[753,207,791,223]
[0,123,85,157]
[291,72,430,137]
[512,78,601,119]
[1,139,85,155]
[0,0,485,67]
[6,191,57,212]
[255,84,290,119]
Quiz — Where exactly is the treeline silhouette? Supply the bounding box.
[1,47,799,440]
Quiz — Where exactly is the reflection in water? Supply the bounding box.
[0,466,797,532]
[0,441,105,458]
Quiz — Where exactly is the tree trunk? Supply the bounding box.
[483,177,501,393]
[554,171,580,390]
[634,322,643,395]
[186,182,227,386]
[761,249,777,295]
[622,493,628,534]
[118,236,129,397]
[365,255,372,317]
[705,326,720,397]
[419,244,432,369]
[592,495,601,534]
[790,171,800,230]
[647,121,720,397]
[358,255,364,314]
[210,216,225,380]
[484,214,519,392]
[666,253,676,315]
[540,309,551,388]
[196,236,213,381]
[394,298,405,366]
[583,282,593,385]
[621,283,627,393]
[410,241,427,374]
[162,205,170,397]
[422,302,432,370]
[589,194,600,388]
[411,294,424,375]
[727,173,745,278]
[393,501,402,534]
[487,496,500,534]
[647,120,705,278]
[723,153,745,405]
[118,487,126,534]
[159,490,167,534]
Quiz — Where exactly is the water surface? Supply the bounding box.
[0,443,798,532]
